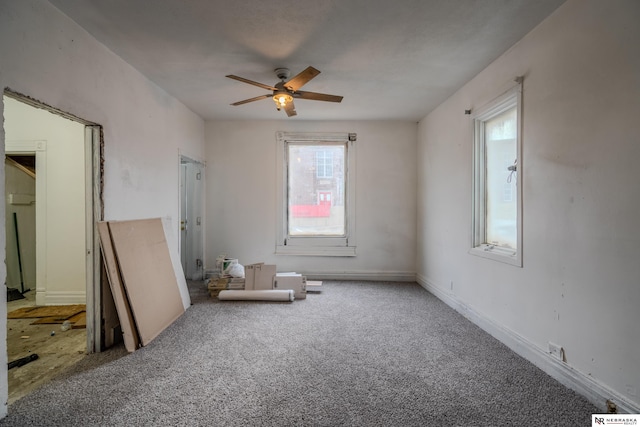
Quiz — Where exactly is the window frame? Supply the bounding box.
[276,131,357,256]
[470,83,523,267]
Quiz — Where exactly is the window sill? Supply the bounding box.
[470,245,522,267]
[275,245,357,257]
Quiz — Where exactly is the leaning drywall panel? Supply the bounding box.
[161,217,191,310]
[108,218,185,346]
[97,222,139,352]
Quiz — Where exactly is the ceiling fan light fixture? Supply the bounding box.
[227,66,341,117]
[273,93,293,110]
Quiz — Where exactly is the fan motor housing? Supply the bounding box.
[274,68,290,80]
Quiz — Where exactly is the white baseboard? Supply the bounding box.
[42,291,86,305]
[416,274,640,414]
[205,269,416,282]
[301,271,416,282]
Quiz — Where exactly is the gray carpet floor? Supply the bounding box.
[2,281,599,426]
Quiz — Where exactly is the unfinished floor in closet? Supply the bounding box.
[6,290,86,405]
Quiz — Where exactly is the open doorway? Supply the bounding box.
[3,92,103,404]
[179,155,204,281]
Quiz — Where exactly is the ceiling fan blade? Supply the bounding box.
[230,94,271,106]
[226,75,277,91]
[284,66,320,92]
[295,90,343,103]
[283,100,297,117]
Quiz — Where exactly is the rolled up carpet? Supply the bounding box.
[217,289,294,302]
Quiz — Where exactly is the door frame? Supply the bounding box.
[4,90,104,353]
[178,152,205,280]
[5,140,47,305]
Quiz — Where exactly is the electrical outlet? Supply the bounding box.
[548,342,564,361]
[625,384,637,398]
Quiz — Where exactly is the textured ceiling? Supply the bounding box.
[48,0,565,121]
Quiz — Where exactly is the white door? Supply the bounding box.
[179,157,204,280]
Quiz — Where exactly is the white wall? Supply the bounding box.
[5,160,36,291]
[205,120,417,279]
[0,0,205,417]
[417,0,640,412]
[5,97,87,305]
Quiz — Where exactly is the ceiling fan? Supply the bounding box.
[226,66,343,117]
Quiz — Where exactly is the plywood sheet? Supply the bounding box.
[30,310,85,326]
[8,305,85,319]
[71,311,87,329]
[108,218,184,346]
[30,316,66,325]
[98,221,140,352]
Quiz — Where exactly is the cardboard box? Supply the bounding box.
[273,274,306,299]
[255,264,276,290]
[245,263,275,290]
[306,280,322,292]
[244,263,262,290]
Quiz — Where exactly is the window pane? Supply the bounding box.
[316,151,333,178]
[485,107,517,249]
[288,144,345,236]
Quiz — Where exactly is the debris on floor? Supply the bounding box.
[7,304,86,329]
[8,354,39,370]
[6,288,25,302]
[206,259,323,302]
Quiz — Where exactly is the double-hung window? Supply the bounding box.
[276,132,356,256]
[471,82,522,266]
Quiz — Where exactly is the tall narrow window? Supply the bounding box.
[288,143,344,237]
[276,132,356,256]
[472,83,522,266]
